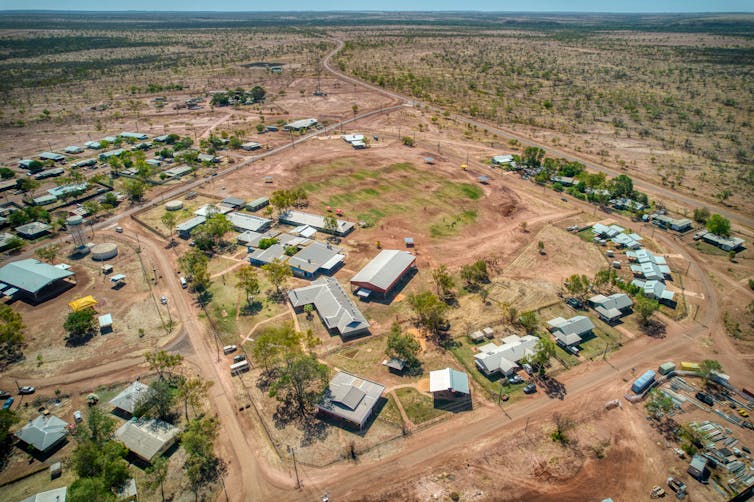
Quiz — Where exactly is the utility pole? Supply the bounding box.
[288,445,301,489]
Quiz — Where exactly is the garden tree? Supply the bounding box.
[262,258,292,295]
[179,248,211,292]
[4,236,24,252]
[292,187,308,208]
[431,264,455,301]
[197,213,232,250]
[564,274,590,299]
[518,311,539,334]
[593,268,615,290]
[0,304,25,366]
[144,456,169,502]
[68,478,116,502]
[107,156,122,176]
[407,290,448,334]
[70,407,130,499]
[460,259,489,289]
[706,214,731,237]
[177,377,213,421]
[610,174,634,198]
[123,179,146,202]
[16,177,39,193]
[64,308,97,344]
[83,201,101,217]
[0,408,19,445]
[522,146,545,168]
[182,415,225,498]
[524,336,556,374]
[103,192,119,207]
[384,322,421,371]
[401,136,415,147]
[250,85,266,102]
[0,167,15,179]
[134,378,176,422]
[700,359,723,387]
[500,302,518,324]
[693,207,710,223]
[550,413,575,446]
[34,244,60,263]
[145,350,183,380]
[645,389,675,419]
[270,189,295,216]
[251,323,303,374]
[635,296,659,327]
[323,214,338,235]
[160,211,177,241]
[268,353,329,418]
[235,265,260,306]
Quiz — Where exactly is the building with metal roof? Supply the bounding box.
[317,371,384,430]
[237,229,277,247]
[175,216,206,239]
[15,221,52,239]
[492,154,514,165]
[162,164,193,179]
[287,241,344,279]
[632,279,675,303]
[20,486,68,502]
[31,195,58,207]
[246,197,269,211]
[429,368,470,395]
[284,118,318,131]
[197,153,219,163]
[48,183,88,198]
[248,244,286,267]
[220,196,245,209]
[98,149,125,161]
[592,223,625,239]
[65,145,84,154]
[241,141,261,151]
[85,140,103,149]
[39,152,65,162]
[630,261,669,282]
[193,203,232,217]
[109,381,153,416]
[350,250,416,298]
[116,418,180,463]
[34,167,65,180]
[651,214,693,232]
[589,293,633,322]
[226,212,272,233]
[288,277,369,338]
[699,232,745,252]
[279,210,354,236]
[0,258,75,301]
[120,132,148,140]
[547,316,595,346]
[474,334,539,376]
[15,414,69,453]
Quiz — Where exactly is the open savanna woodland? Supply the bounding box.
[335,15,754,214]
[0,10,752,502]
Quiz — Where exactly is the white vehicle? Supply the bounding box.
[230,360,250,375]
[115,226,123,233]
[160,295,168,305]
[223,345,237,355]
[73,410,83,423]
[180,277,188,289]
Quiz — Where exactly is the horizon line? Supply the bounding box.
[1,9,754,14]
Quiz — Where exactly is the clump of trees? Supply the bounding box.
[705,213,730,237]
[460,259,489,291]
[191,213,232,253]
[384,322,422,374]
[269,188,308,217]
[179,248,212,302]
[262,258,292,298]
[431,264,456,302]
[407,290,449,342]
[0,305,25,367]
[64,308,97,345]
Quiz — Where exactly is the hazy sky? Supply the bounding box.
[1,1,753,12]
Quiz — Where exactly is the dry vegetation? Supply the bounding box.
[336,19,754,212]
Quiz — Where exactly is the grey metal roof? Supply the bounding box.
[0,259,74,295]
[318,371,384,428]
[109,381,153,414]
[547,315,595,338]
[279,210,354,236]
[175,216,206,233]
[221,196,245,207]
[249,244,286,265]
[15,415,69,451]
[589,293,632,312]
[288,277,369,337]
[16,221,52,237]
[116,418,179,462]
[473,335,538,375]
[287,241,343,274]
[226,212,271,233]
[350,250,416,292]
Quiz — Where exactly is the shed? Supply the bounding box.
[429,368,470,397]
[687,454,709,482]
[49,461,62,479]
[382,358,406,372]
[98,313,113,333]
[404,237,414,247]
[0,258,75,302]
[116,478,138,501]
[469,330,485,342]
[658,362,676,375]
[350,250,416,298]
[221,196,245,209]
[176,216,206,239]
[246,197,269,211]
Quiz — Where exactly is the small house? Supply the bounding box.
[19,487,68,502]
[288,277,369,338]
[116,418,180,463]
[176,216,206,239]
[588,293,632,323]
[39,152,65,162]
[317,371,385,430]
[284,118,318,131]
[687,454,710,483]
[15,415,69,453]
[65,145,84,154]
[16,221,52,239]
[547,316,595,346]
[226,212,272,233]
[120,132,148,140]
[109,381,153,416]
[474,335,539,376]
[197,153,219,163]
[429,368,470,399]
[246,197,269,212]
[241,142,262,151]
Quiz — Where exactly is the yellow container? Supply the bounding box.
[679,361,701,372]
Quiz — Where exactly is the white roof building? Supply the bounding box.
[109,381,153,415]
[473,334,539,376]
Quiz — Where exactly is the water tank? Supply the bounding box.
[67,215,86,248]
[165,200,183,211]
[91,242,118,261]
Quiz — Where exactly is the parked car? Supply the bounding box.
[523,383,537,394]
[0,390,10,399]
[160,295,168,305]
[73,410,83,423]
[223,345,237,355]
[565,298,583,310]
[738,409,750,418]
[507,375,524,385]
[233,355,246,363]
[18,386,35,395]
[522,363,533,375]
[695,392,714,406]
[2,397,13,410]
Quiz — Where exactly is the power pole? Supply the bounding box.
[288,446,301,489]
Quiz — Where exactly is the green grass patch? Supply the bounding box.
[380,393,403,425]
[694,241,728,256]
[395,388,445,424]
[576,228,595,242]
[429,209,478,238]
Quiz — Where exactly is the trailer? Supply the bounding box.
[230,360,249,375]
